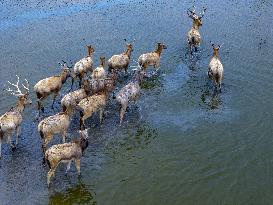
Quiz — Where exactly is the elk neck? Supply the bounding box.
[213,49,220,58]
[125,47,133,58]
[14,98,26,113]
[60,70,69,84]
[155,45,163,57]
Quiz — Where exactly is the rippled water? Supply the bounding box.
[0,0,272,204]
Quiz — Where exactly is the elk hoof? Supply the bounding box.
[12,146,16,152]
[41,107,45,113]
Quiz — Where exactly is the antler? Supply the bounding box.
[200,7,207,19]
[218,43,224,49]
[22,79,30,94]
[187,6,196,18]
[6,75,24,96]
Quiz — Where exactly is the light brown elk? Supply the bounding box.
[108,40,134,73]
[61,80,91,113]
[138,42,167,71]
[187,6,207,53]
[45,128,89,187]
[208,42,224,92]
[0,76,31,158]
[34,62,74,114]
[38,107,73,160]
[74,45,95,86]
[116,68,145,124]
[91,57,106,79]
[78,72,117,129]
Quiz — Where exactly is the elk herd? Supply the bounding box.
[0,6,224,187]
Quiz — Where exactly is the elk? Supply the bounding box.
[34,62,74,114]
[45,128,89,187]
[78,71,117,129]
[38,107,73,160]
[187,6,207,53]
[61,79,91,113]
[138,42,167,71]
[0,76,31,158]
[208,42,224,92]
[74,45,95,86]
[116,68,145,125]
[108,40,134,73]
[91,57,106,79]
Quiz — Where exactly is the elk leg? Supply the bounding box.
[61,131,67,143]
[66,160,72,175]
[16,126,21,146]
[7,133,16,151]
[99,108,104,124]
[51,92,59,109]
[75,159,81,175]
[119,104,127,125]
[0,138,2,158]
[47,166,57,187]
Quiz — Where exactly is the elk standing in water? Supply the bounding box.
[74,45,95,86]
[45,128,89,187]
[138,42,167,71]
[108,40,134,74]
[78,71,117,129]
[208,42,224,93]
[38,107,73,161]
[91,57,106,79]
[187,7,207,53]
[0,76,31,158]
[34,62,74,114]
[116,69,145,124]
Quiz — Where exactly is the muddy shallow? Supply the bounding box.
[0,0,272,204]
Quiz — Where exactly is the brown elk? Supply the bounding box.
[34,62,74,114]
[116,68,145,124]
[45,128,89,187]
[91,57,106,79]
[38,107,73,161]
[187,6,207,53]
[208,42,224,92]
[138,42,167,71]
[108,40,134,73]
[78,71,117,129]
[0,76,31,158]
[74,45,95,86]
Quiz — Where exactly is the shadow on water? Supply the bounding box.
[49,180,97,205]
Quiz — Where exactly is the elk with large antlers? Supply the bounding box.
[187,6,207,53]
[34,62,74,114]
[0,76,31,158]
[208,42,224,92]
[45,128,89,187]
[74,45,95,86]
[108,40,134,73]
[138,42,167,71]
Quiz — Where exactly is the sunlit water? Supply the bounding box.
[0,0,272,204]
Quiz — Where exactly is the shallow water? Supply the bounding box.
[0,0,272,204]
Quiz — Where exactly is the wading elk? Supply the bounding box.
[138,42,167,71]
[208,42,224,92]
[78,72,117,129]
[74,45,95,86]
[116,68,145,124]
[91,57,106,79]
[38,107,73,160]
[34,62,74,114]
[108,40,134,73]
[187,6,207,53]
[0,76,31,158]
[45,128,89,187]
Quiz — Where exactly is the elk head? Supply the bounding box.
[187,6,207,27]
[210,41,223,57]
[86,45,95,57]
[59,61,75,89]
[99,57,106,67]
